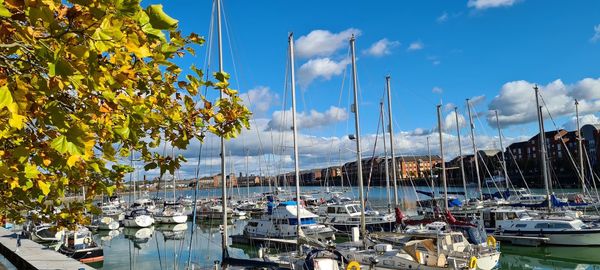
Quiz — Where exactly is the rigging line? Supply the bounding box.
[365,103,383,203]
[186,140,204,269]
[221,1,271,179]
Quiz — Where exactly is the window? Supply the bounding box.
[515,224,527,228]
[534,223,550,229]
[327,207,336,214]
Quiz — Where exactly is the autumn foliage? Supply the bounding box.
[0,0,250,225]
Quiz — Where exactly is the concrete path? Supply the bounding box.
[0,227,94,270]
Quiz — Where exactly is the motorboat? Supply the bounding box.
[122,208,154,228]
[243,201,335,242]
[58,228,104,263]
[154,202,188,224]
[319,203,396,232]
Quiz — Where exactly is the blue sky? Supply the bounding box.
[140,0,600,179]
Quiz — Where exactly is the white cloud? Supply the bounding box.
[407,41,424,51]
[591,24,600,43]
[297,57,351,88]
[295,28,361,58]
[488,78,600,127]
[467,0,519,10]
[364,38,400,57]
[437,12,449,23]
[240,86,279,116]
[266,106,349,131]
[444,103,456,112]
[563,114,600,130]
[444,111,467,131]
[469,95,486,106]
[432,86,443,94]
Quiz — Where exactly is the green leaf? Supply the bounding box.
[50,135,83,155]
[37,180,50,196]
[0,0,11,17]
[145,4,178,30]
[0,85,13,109]
[143,162,157,171]
[106,185,116,196]
[25,163,40,178]
[90,162,101,173]
[114,126,130,139]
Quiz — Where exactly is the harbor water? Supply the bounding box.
[87,186,600,269]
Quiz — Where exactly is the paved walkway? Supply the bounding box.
[0,227,94,270]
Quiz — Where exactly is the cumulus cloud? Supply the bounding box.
[444,111,467,131]
[432,86,443,94]
[297,57,351,88]
[467,0,519,10]
[488,78,600,127]
[591,24,600,43]
[563,114,600,130]
[407,41,424,51]
[364,38,400,57]
[240,86,279,116]
[295,28,360,58]
[266,106,349,131]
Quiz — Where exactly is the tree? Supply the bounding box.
[0,0,250,226]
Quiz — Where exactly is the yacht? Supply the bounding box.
[123,208,155,228]
[243,201,335,242]
[22,221,64,243]
[154,202,188,224]
[319,203,396,232]
[130,198,157,214]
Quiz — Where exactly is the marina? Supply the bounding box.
[2,0,600,270]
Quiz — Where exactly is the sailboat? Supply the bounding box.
[491,86,600,246]
[337,36,501,270]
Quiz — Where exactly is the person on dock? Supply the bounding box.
[15,234,21,252]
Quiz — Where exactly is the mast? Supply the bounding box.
[495,110,509,189]
[350,35,367,241]
[534,85,551,210]
[454,107,468,200]
[575,99,585,193]
[427,136,434,196]
[466,98,483,200]
[245,149,250,197]
[288,33,303,253]
[216,0,228,260]
[380,101,392,213]
[385,76,399,207]
[436,105,448,210]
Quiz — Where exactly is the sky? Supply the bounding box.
[138,0,600,180]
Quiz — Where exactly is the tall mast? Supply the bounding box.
[436,105,448,210]
[534,85,551,210]
[575,100,585,193]
[216,0,228,259]
[454,107,468,200]
[466,99,483,200]
[495,110,509,190]
[380,101,392,212]
[288,33,303,253]
[245,149,250,197]
[427,137,434,196]
[385,76,399,207]
[350,35,367,241]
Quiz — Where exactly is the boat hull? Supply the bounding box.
[155,214,188,224]
[122,215,154,228]
[499,229,600,246]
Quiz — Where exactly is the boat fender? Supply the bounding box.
[83,237,92,244]
[469,256,477,269]
[486,235,497,248]
[346,261,360,270]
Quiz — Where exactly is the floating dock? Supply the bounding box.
[0,227,94,270]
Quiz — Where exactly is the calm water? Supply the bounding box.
[91,186,600,270]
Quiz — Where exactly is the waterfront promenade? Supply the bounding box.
[0,227,93,270]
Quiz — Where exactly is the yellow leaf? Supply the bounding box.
[125,41,152,58]
[37,180,50,196]
[67,155,81,167]
[9,113,26,129]
[8,178,19,189]
[43,159,51,166]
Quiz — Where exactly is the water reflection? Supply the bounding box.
[500,244,600,269]
[93,186,600,269]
